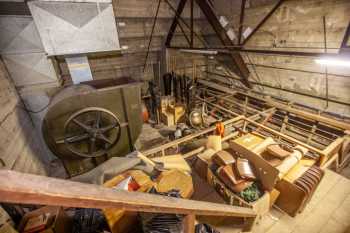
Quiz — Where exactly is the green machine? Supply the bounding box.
[42,78,143,177]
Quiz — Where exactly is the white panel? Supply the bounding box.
[243,27,252,39]
[65,55,93,84]
[28,1,120,56]
[219,16,229,28]
[2,53,59,87]
[226,28,236,41]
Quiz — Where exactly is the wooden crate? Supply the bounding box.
[207,168,271,216]
[18,206,72,233]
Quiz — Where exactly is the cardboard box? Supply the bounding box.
[0,206,13,227]
[0,223,18,233]
[103,170,154,233]
[18,207,72,233]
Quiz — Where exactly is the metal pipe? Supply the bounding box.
[168,46,340,58]
[244,63,350,79]
[190,0,194,47]
[323,16,329,108]
[238,0,246,45]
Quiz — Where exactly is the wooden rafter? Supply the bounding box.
[165,0,251,88]
[165,0,188,47]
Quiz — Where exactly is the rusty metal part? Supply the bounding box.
[61,107,122,158]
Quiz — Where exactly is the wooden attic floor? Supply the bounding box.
[255,169,350,233]
[234,170,350,233]
[193,169,350,233]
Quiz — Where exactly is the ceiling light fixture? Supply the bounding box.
[180,49,218,55]
[315,57,350,67]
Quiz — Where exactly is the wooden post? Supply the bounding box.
[242,216,258,233]
[183,214,196,233]
[320,137,344,165]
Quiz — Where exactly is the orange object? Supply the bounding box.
[141,102,149,123]
[128,178,141,191]
[215,122,225,137]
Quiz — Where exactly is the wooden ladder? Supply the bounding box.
[0,170,257,232]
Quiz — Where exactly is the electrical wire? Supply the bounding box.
[17,98,52,114]
[244,52,265,92]
[143,0,162,73]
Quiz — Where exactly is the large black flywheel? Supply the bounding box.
[60,107,121,158]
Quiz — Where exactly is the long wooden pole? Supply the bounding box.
[0,170,256,218]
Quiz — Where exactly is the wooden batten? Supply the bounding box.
[0,170,256,218]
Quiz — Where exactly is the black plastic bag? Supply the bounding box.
[140,188,183,233]
[195,223,220,233]
[72,208,108,233]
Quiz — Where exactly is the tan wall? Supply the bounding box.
[167,49,208,78]
[0,59,48,175]
[212,0,350,117]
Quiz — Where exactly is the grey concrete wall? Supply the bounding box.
[0,58,49,175]
[0,16,60,89]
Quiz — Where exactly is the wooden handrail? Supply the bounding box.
[0,170,256,218]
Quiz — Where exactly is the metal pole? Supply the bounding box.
[238,0,246,45]
[323,16,329,108]
[190,0,194,47]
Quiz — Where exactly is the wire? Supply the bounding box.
[17,98,52,114]
[163,0,209,48]
[143,0,162,73]
[245,52,264,92]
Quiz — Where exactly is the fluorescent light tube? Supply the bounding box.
[315,58,350,67]
[180,49,218,55]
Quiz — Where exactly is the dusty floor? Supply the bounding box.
[255,169,350,233]
[195,169,350,233]
[340,162,350,179]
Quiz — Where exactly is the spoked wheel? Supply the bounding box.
[63,107,121,158]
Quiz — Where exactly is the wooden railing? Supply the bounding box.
[0,170,257,233]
